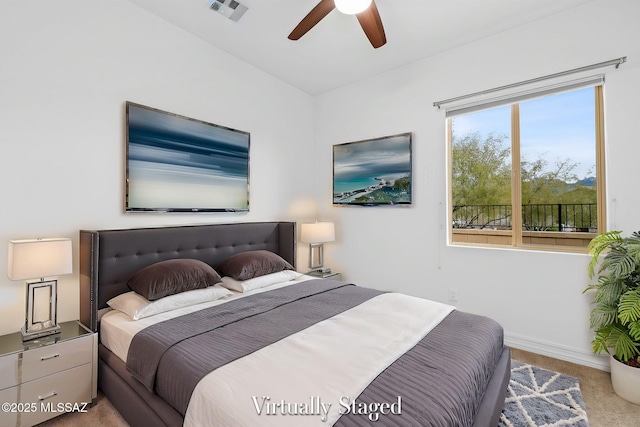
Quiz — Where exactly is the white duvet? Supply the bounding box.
[101,279,454,426]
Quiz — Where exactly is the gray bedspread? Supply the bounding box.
[127,280,384,414]
[335,309,504,427]
[126,279,504,426]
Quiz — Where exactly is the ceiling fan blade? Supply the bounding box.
[356,0,386,48]
[288,0,335,41]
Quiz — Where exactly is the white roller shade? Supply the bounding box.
[445,75,604,117]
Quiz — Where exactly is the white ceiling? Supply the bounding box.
[126,0,595,95]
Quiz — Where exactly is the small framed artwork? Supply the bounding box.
[333,133,412,206]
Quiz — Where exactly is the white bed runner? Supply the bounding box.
[184,293,454,427]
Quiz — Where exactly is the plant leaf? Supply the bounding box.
[609,324,640,362]
[600,248,636,279]
[619,289,640,325]
[628,320,640,341]
[588,231,622,278]
[592,276,624,306]
[590,304,618,330]
[586,230,640,363]
[592,328,611,355]
[623,232,640,265]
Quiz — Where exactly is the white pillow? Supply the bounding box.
[220,270,302,293]
[107,285,233,320]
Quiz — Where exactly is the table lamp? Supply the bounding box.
[300,222,335,271]
[7,238,72,341]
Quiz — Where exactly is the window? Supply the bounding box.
[448,84,605,251]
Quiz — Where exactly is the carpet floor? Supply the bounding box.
[35,349,640,427]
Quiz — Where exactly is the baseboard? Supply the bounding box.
[505,332,610,372]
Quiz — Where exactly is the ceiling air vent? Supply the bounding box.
[210,0,248,22]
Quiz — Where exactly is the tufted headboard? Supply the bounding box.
[79,222,296,332]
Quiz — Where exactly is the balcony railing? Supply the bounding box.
[452,203,597,232]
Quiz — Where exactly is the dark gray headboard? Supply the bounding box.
[79,222,296,332]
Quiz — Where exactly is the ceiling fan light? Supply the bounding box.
[334,0,372,15]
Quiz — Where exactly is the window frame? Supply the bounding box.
[446,85,606,253]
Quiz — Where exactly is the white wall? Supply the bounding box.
[314,0,640,369]
[0,1,316,335]
[2,0,638,371]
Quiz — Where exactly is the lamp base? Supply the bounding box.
[308,267,332,274]
[23,279,60,342]
[21,323,61,341]
[308,243,325,270]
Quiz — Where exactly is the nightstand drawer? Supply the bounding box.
[0,335,93,391]
[0,353,20,390]
[21,335,93,384]
[0,362,92,427]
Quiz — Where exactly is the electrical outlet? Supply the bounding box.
[448,288,458,302]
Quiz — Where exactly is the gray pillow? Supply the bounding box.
[216,250,294,281]
[128,259,222,301]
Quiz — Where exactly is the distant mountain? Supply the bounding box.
[576,177,596,187]
[565,176,596,191]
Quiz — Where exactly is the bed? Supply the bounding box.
[79,221,510,427]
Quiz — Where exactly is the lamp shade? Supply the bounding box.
[301,222,335,243]
[334,0,372,15]
[7,238,73,280]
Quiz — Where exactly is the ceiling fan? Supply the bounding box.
[288,0,386,49]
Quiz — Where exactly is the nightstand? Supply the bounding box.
[0,321,97,427]
[305,271,342,281]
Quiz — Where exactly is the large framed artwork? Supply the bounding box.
[333,132,412,206]
[125,102,250,212]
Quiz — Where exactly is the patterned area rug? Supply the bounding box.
[499,361,589,427]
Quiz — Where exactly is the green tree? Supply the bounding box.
[451,131,512,228]
[521,157,578,204]
[451,131,511,207]
[559,186,597,204]
[452,131,595,229]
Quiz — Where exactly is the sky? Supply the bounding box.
[333,134,411,181]
[451,86,596,180]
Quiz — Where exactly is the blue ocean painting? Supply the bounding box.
[333,133,412,205]
[126,103,250,211]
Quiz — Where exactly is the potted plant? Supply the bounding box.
[585,230,640,404]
